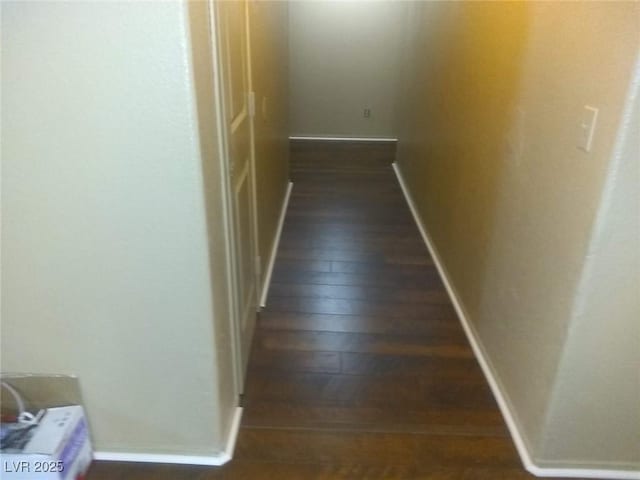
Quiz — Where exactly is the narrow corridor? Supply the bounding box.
[88,141,573,479]
[232,140,523,477]
[6,1,638,476]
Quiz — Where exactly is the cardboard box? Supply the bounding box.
[1,375,92,480]
[1,406,92,480]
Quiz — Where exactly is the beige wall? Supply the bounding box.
[1,0,236,455]
[540,61,640,467]
[289,1,404,138]
[249,0,291,287]
[395,0,640,469]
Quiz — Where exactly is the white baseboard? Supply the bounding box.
[392,162,639,480]
[259,181,293,308]
[529,465,640,479]
[289,135,397,142]
[93,406,243,466]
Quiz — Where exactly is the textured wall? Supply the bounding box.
[540,59,640,468]
[1,0,231,455]
[250,0,291,290]
[395,0,640,468]
[289,1,404,138]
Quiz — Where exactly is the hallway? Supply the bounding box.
[232,140,524,475]
[4,2,638,477]
[88,141,557,479]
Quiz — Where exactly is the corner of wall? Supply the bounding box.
[537,49,640,473]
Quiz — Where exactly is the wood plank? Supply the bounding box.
[248,349,484,379]
[258,311,463,335]
[234,428,419,465]
[268,283,451,304]
[281,222,418,235]
[272,259,440,277]
[234,428,521,469]
[243,372,496,410]
[88,461,543,480]
[253,330,472,358]
[242,402,508,436]
[278,234,426,251]
[265,296,458,319]
[248,349,342,374]
[339,352,484,377]
[274,247,432,265]
[270,269,446,289]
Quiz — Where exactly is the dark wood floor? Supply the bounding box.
[88,141,564,479]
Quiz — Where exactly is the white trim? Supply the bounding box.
[259,181,293,308]
[289,135,397,142]
[93,452,227,466]
[529,466,640,479]
[245,1,262,316]
[392,162,640,480]
[209,0,243,396]
[94,407,243,467]
[222,405,243,460]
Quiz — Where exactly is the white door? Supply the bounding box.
[215,0,258,387]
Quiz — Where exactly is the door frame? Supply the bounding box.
[206,0,259,398]
[245,0,262,296]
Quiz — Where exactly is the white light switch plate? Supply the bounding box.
[579,105,599,152]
